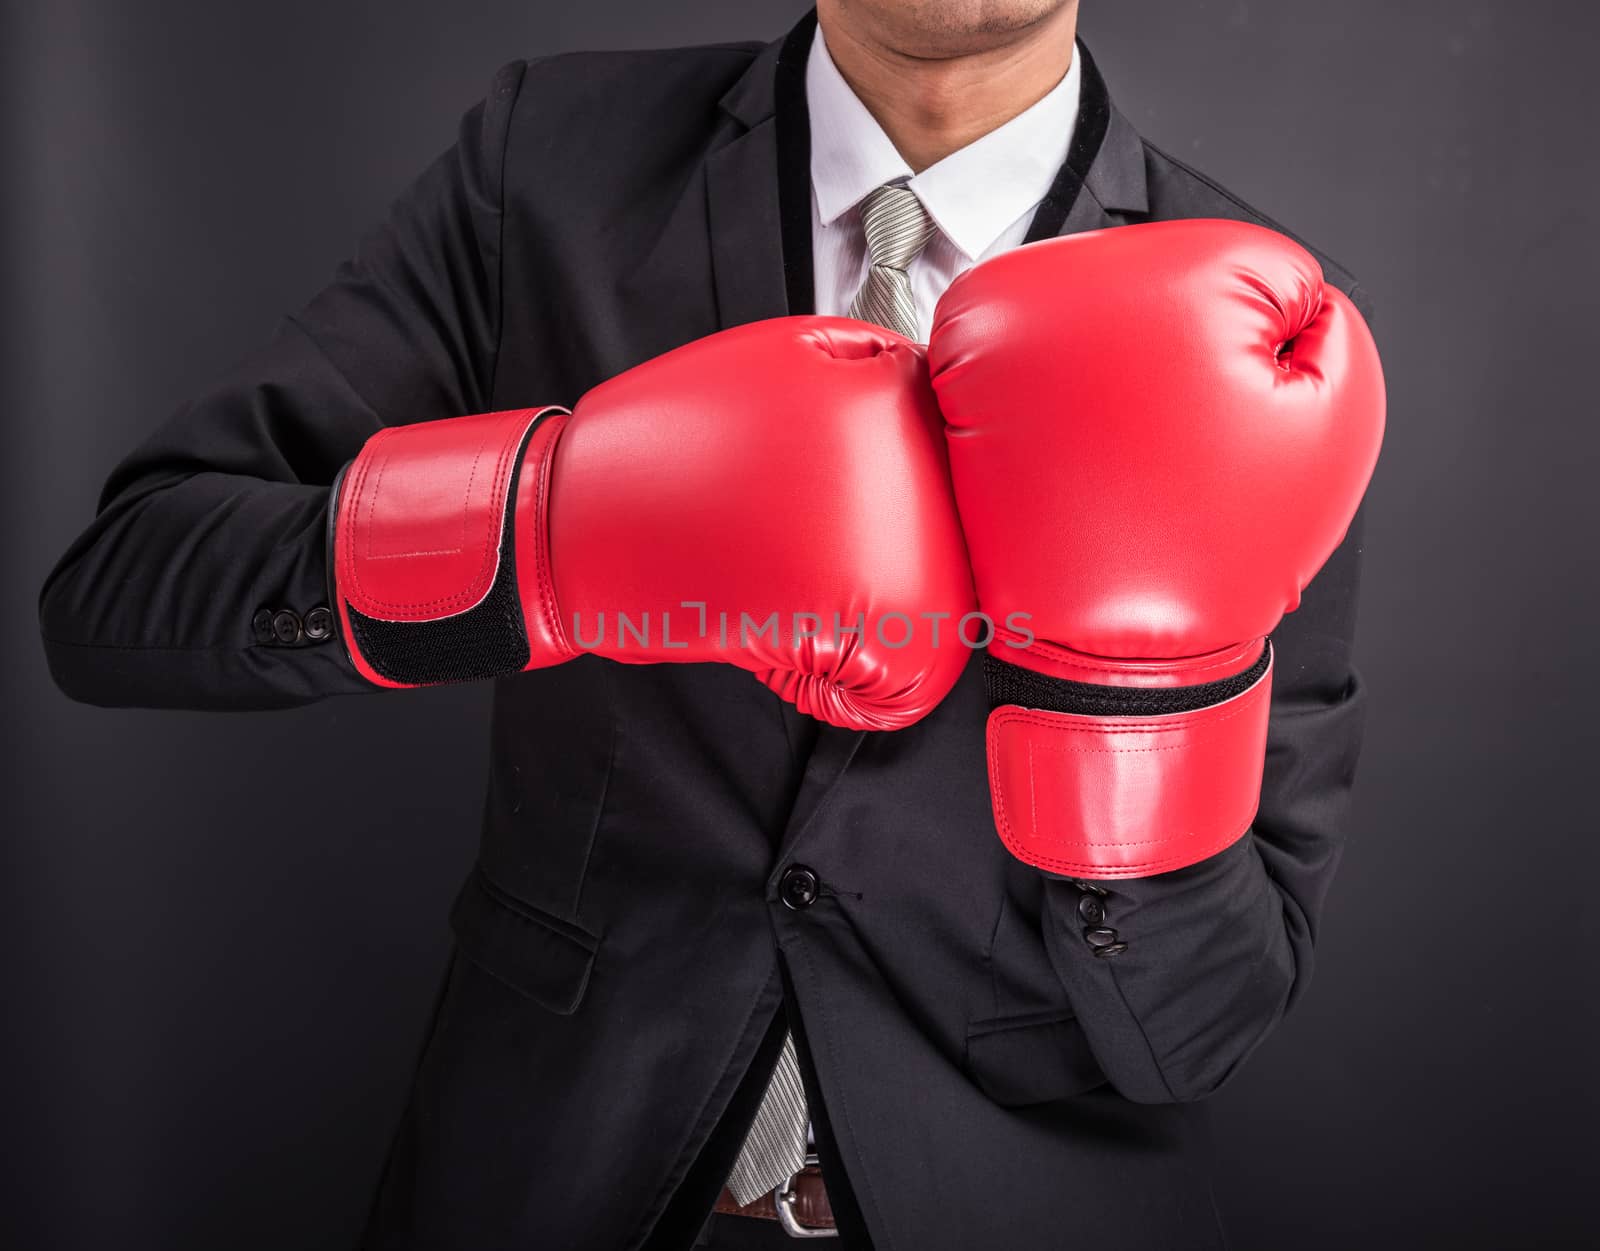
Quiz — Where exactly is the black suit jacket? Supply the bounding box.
[40,13,1373,1250]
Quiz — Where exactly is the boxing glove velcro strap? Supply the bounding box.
[332,406,565,687]
[984,651,1273,879]
[983,646,1270,718]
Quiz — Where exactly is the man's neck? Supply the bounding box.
[817,3,1079,173]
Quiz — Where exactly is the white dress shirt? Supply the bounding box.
[806,25,1082,342]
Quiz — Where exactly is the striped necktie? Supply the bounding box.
[847,182,938,340]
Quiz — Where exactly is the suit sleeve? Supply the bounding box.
[1041,506,1370,1103]
[38,60,528,710]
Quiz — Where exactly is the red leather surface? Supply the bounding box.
[932,219,1384,670]
[335,407,555,624]
[929,220,1385,872]
[986,659,1272,877]
[534,317,976,730]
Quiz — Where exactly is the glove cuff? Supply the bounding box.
[984,647,1273,878]
[332,406,566,687]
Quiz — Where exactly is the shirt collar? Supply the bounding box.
[806,26,1082,261]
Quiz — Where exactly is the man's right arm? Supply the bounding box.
[38,61,527,710]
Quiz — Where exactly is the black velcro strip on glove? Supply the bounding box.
[344,556,531,685]
[983,642,1271,718]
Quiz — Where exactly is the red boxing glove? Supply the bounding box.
[331,317,975,731]
[929,220,1384,877]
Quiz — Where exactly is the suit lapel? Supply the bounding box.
[706,13,818,330]
[705,126,791,328]
[621,16,815,362]
[1027,42,1150,241]
[777,722,868,862]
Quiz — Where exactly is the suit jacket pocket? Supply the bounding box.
[965,1009,1108,1107]
[449,866,600,1015]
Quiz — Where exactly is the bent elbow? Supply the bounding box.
[1154,952,1298,1105]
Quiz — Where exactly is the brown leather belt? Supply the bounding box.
[714,1159,837,1238]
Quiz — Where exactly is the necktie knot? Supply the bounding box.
[857,183,936,271]
[849,183,936,341]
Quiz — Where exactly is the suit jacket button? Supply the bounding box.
[271,609,303,645]
[1076,894,1106,926]
[252,608,276,644]
[1092,941,1129,959]
[779,865,820,910]
[303,606,334,641]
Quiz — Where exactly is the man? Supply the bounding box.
[39,2,1378,1247]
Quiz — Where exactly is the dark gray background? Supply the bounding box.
[6,1,1596,1247]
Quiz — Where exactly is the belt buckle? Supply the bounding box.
[773,1154,837,1239]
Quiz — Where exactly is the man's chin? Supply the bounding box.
[823,0,1076,61]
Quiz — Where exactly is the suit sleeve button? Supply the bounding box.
[1076,894,1106,926]
[271,610,303,645]
[303,606,334,641]
[1084,925,1129,958]
[252,609,276,644]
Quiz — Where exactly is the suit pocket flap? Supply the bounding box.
[449,868,599,1015]
[966,1010,1107,1107]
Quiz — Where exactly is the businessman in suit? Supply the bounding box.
[40,2,1375,1247]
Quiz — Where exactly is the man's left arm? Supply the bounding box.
[1039,510,1368,1103]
